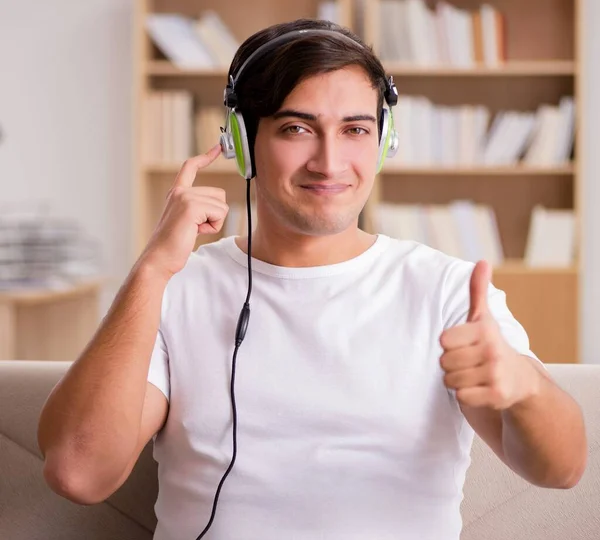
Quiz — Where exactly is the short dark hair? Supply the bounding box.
[228,18,388,177]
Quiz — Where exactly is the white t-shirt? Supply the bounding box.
[147,234,538,540]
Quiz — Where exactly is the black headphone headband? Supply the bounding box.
[224,28,398,109]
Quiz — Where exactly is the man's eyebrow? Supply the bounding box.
[271,109,377,123]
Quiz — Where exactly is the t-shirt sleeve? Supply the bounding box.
[442,259,545,369]
[148,327,170,401]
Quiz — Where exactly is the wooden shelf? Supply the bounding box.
[380,165,575,176]
[383,61,576,77]
[145,160,237,174]
[147,60,576,78]
[493,261,578,275]
[146,61,228,77]
[145,163,576,177]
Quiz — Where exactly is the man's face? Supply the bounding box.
[253,65,380,237]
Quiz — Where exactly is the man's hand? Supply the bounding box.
[138,143,228,280]
[439,260,540,411]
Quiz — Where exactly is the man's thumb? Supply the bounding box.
[467,260,492,322]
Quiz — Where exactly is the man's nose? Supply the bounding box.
[305,134,348,178]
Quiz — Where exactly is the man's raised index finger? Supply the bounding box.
[172,143,222,189]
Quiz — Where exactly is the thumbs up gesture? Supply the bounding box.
[439,261,538,411]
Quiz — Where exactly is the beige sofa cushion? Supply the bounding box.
[461,364,600,540]
[1,361,599,540]
[0,361,157,539]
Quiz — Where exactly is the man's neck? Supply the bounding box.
[234,225,377,268]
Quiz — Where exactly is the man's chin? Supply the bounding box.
[288,215,356,237]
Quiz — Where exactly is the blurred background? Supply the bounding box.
[0,0,597,364]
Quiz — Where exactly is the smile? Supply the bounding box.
[299,184,349,194]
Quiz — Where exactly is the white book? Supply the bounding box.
[394,1,413,63]
[430,107,443,165]
[394,96,415,165]
[412,97,434,165]
[458,105,477,166]
[379,1,396,61]
[439,106,458,166]
[554,97,576,164]
[482,112,508,165]
[480,4,499,67]
[437,2,460,67]
[525,206,576,267]
[194,11,239,68]
[396,204,424,242]
[172,91,194,163]
[473,105,491,164]
[524,106,562,165]
[505,112,537,163]
[318,1,339,24]
[523,105,554,165]
[405,0,435,66]
[143,93,162,165]
[450,200,482,262]
[433,1,451,65]
[458,7,475,67]
[146,14,216,68]
[160,92,173,164]
[426,205,463,257]
[474,205,504,265]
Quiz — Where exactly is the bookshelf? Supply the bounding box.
[133,0,582,363]
[361,0,583,363]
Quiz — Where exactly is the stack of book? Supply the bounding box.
[146,11,239,69]
[146,3,342,69]
[389,95,575,167]
[374,200,576,267]
[375,200,504,265]
[379,0,505,67]
[143,91,194,165]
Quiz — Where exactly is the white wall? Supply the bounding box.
[0,0,134,310]
[582,0,600,363]
[0,0,598,362]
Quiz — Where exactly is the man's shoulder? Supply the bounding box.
[380,236,471,275]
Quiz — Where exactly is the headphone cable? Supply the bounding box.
[196,177,253,539]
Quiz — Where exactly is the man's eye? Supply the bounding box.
[347,127,368,135]
[284,125,307,134]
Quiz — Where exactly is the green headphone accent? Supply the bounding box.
[228,112,250,178]
[220,29,399,179]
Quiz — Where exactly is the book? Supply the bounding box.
[525,206,576,267]
[146,14,216,68]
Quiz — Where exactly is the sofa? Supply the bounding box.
[1,360,599,540]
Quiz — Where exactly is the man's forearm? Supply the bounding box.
[38,260,169,487]
[501,358,587,488]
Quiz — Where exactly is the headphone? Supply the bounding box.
[219,28,400,179]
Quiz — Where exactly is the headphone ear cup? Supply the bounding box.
[377,108,391,174]
[229,111,253,179]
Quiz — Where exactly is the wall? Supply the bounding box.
[582,0,600,364]
[0,0,134,310]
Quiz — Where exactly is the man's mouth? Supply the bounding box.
[299,184,350,194]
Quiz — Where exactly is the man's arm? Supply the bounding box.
[37,146,227,505]
[440,260,587,489]
[461,355,587,489]
[38,262,170,505]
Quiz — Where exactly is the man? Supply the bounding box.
[38,18,587,540]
